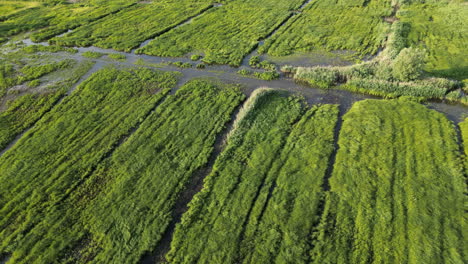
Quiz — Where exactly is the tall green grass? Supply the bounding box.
[398,2,468,80]
[0,67,178,262]
[53,0,213,52]
[167,90,304,263]
[259,0,392,57]
[312,99,465,263]
[0,77,244,263]
[0,60,93,150]
[138,0,305,66]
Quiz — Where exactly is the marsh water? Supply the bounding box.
[19,38,467,123]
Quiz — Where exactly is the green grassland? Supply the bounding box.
[0,77,244,263]
[30,0,136,42]
[311,99,465,263]
[461,118,468,170]
[398,1,468,80]
[137,0,306,66]
[167,90,307,263]
[0,0,134,41]
[168,102,339,264]
[51,0,214,52]
[259,0,392,57]
[0,59,93,150]
[0,0,40,20]
[0,67,178,262]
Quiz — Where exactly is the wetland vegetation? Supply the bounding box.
[0,0,466,263]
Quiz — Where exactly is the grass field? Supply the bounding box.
[0,77,244,263]
[51,0,213,52]
[0,1,40,20]
[259,0,392,57]
[167,95,341,264]
[0,0,134,41]
[311,99,465,263]
[460,118,468,171]
[0,59,93,151]
[0,1,466,263]
[0,67,179,262]
[138,0,306,66]
[398,2,468,80]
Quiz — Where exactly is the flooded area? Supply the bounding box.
[8,38,468,126]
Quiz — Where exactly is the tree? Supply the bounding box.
[392,47,427,81]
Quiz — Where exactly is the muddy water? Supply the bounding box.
[0,254,10,264]
[18,39,468,125]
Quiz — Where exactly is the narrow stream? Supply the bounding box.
[16,38,468,124]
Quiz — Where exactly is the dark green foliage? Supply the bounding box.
[172,61,192,68]
[311,100,465,264]
[249,56,276,71]
[190,54,202,61]
[0,67,179,263]
[253,71,280,80]
[167,90,303,263]
[248,55,260,67]
[238,68,280,80]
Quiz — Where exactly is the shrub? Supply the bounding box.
[295,67,338,88]
[237,69,251,76]
[108,53,126,61]
[254,71,279,81]
[191,54,201,61]
[392,47,427,81]
[82,51,105,59]
[172,61,192,68]
[248,55,260,67]
[27,79,40,87]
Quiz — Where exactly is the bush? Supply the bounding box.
[196,63,206,69]
[172,61,192,68]
[248,55,260,67]
[237,69,252,76]
[82,51,105,59]
[295,67,338,88]
[27,79,40,87]
[191,54,201,61]
[392,47,427,81]
[254,71,279,81]
[108,53,126,61]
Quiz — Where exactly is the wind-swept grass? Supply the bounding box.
[398,2,468,80]
[52,0,214,52]
[167,90,304,263]
[0,77,244,263]
[0,60,93,150]
[259,0,392,57]
[138,0,305,66]
[0,67,178,263]
[312,99,465,264]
